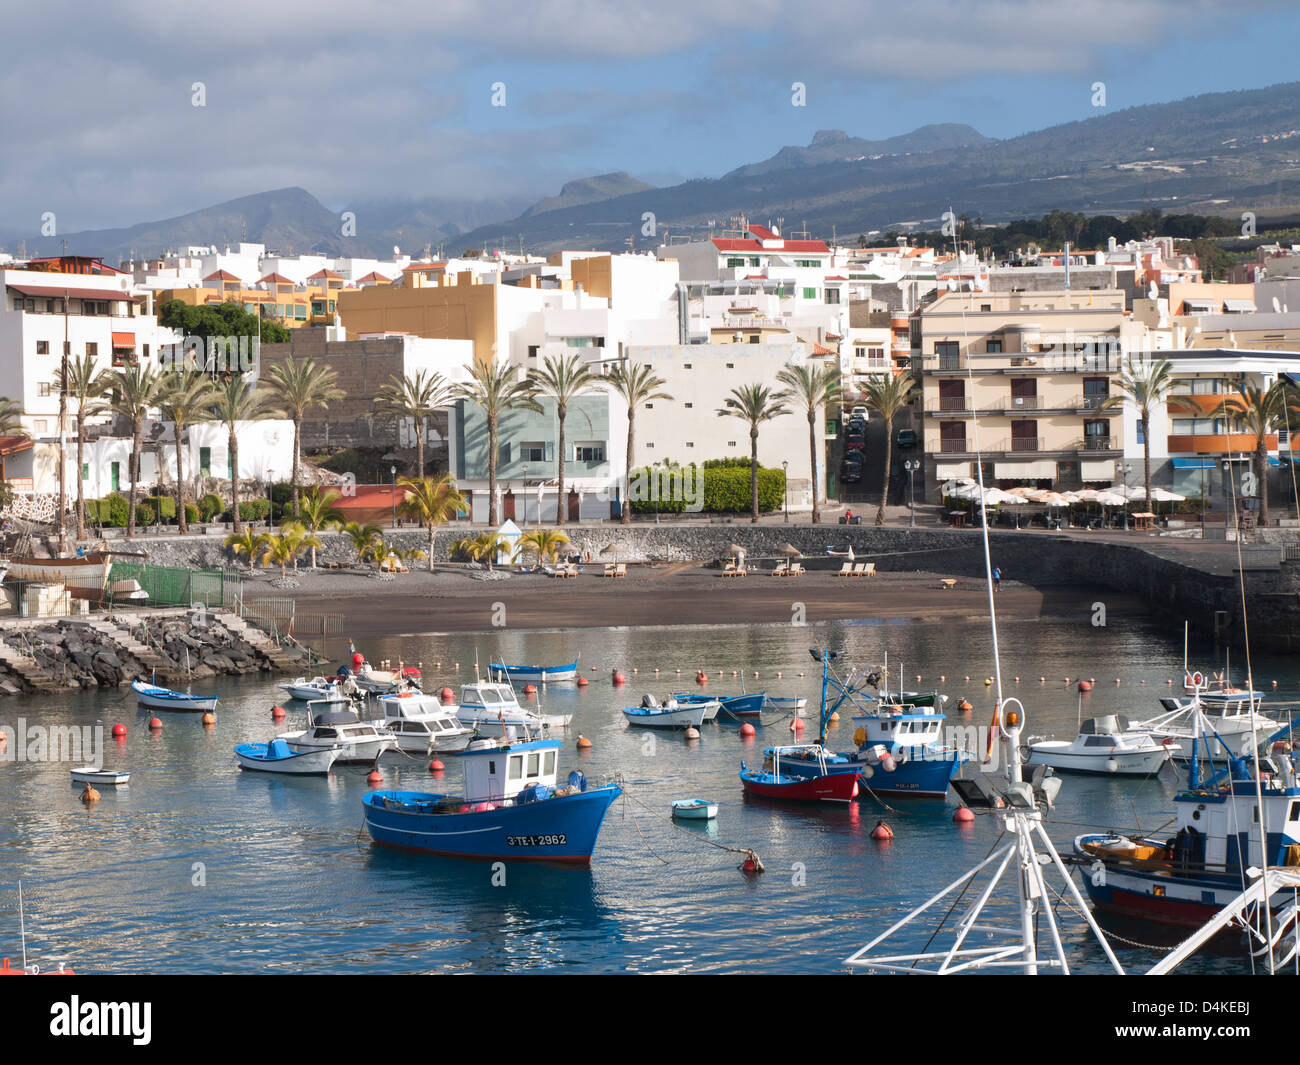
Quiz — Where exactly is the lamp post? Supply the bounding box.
[1223,459,1232,533]
[904,460,919,528]
[523,465,530,525]
[390,464,397,528]
[782,460,789,522]
[1120,461,1131,531]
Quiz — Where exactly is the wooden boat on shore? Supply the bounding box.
[131,678,218,713]
[6,553,109,586]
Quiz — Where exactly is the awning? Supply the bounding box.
[1223,299,1256,313]
[1081,459,1115,481]
[1171,457,1215,470]
[993,460,1056,478]
[6,284,134,303]
[111,331,135,349]
[935,462,971,479]
[1183,298,1214,312]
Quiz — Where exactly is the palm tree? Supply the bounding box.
[606,361,673,525]
[397,474,469,572]
[157,370,214,535]
[55,356,111,540]
[342,520,385,567]
[106,363,165,537]
[859,372,914,525]
[224,528,267,573]
[202,376,270,534]
[776,362,841,524]
[1224,380,1300,528]
[259,521,316,579]
[528,354,599,526]
[716,383,791,523]
[298,486,345,568]
[454,530,510,571]
[262,356,343,518]
[514,528,570,568]
[1100,357,1187,512]
[375,369,453,479]
[453,359,541,528]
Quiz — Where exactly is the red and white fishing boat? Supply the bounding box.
[740,746,860,803]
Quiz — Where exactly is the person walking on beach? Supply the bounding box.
[992,566,1001,592]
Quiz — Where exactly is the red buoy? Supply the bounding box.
[1077,680,1092,692]
[739,722,756,737]
[612,672,626,685]
[367,769,383,784]
[148,718,163,730]
[953,807,975,823]
[352,653,365,667]
[790,718,805,733]
[576,677,589,687]
[523,684,537,695]
[871,821,894,841]
[696,671,707,684]
[440,687,455,703]
[271,706,286,719]
[111,723,126,738]
[429,759,445,773]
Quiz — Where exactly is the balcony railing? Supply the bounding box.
[1003,396,1039,410]
[1009,436,1045,453]
[928,438,970,454]
[919,352,1122,374]
[937,396,968,411]
[1080,436,1114,451]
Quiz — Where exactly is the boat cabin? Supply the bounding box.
[1078,715,1130,741]
[462,738,562,803]
[1170,756,1300,871]
[852,709,945,750]
[460,682,523,713]
[380,691,449,718]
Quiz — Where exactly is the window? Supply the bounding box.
[683,363,692,370]
[38,382,50,397]
[825,289,840,304]
[725,362,735,369]
[82,463,89,481]
[727,441,736,447]
[575,443,605,462]
[802,288,817,300]
[199,447,211,477]
[508,756,522,780]
[520,442,547,463]
[935,341,960,369]
[727,257,746,268]
[527,752,540,777]
[686,442,694,448]
[36,341,49,355]
[527,345,538,358]
[748,335,759,344]
[981,304,992,312]
[86,342,97,357]
[645,442,654,449]
[34,420,48,433]
[985,338,1002,353]
[544,750,556,776]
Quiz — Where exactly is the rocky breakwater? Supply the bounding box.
[0,609,311,695]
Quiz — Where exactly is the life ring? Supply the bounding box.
[1190,671,1204,688]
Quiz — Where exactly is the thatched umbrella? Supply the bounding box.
[777,542,801,557]
[600,542,618,564]
[727,543,746,556]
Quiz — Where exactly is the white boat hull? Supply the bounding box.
[70,767,129,785]
[1026,743,1170,775]
[132,683,218,713]
[459,712,570,737]
[236,747,339,775]
[671,800,718,820]
[279,731,395,764]
[622,705,708,729]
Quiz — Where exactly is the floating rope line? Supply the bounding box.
[619,783,764,872]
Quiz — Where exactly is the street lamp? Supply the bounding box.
[782,460,789,523]
[1120,461,1131,531]
[523,465,530,525]
[904,460,919,528]
[390,465,397,528]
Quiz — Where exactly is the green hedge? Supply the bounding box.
[185,503,200,525]
[145,495,177,521]
[87,493,130,527]
[198,493,224,521]
[628,463,785,515]
[238,499,272,522]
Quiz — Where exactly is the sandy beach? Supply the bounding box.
[239,563,1146,637]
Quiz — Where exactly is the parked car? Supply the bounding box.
[845,416,866,433]
[845,435,867,453]
[840,461,863,483]
[895,428,917,449]
[851,406,869,419]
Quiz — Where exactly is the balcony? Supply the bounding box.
[927,438,970,454]
[1167,433,1277,453]
[1007,436,1045,453]
[919,352,1122,375]
[937,395,969,412]
[1077,436,1117,452]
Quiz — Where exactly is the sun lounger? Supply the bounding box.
[721,562,737,577]
[603,563,616,578]
[851,563,867,577]
[771,561,790,576]
[789,562,804,576]
[836,562,853,577]
[862,562,876,577]
[614,563,627,578]
[940,577,957,590]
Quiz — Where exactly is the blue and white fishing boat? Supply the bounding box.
[765,650,970,798]
[362,737,621,863]
[670,691,766,718]
[131,677,218,713]
[671,798,717,820]
[456,680,571,737]
[621,695,712,730]
[489,658,579,684]
[234,737,339,775]
[764,695,807,714]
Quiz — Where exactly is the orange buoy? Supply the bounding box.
[612,672,626,685]
[953,807,975,823]
[148,718,163,730]
[958,699,973,712]
[696,671,707,684]
[429,759,444,773]
[111,723,126,738]
[740,723,756,737]
[1078,680,1092,692]
[80,785,100,804]
[441,687,455,702]
[684,726,700,739]
[790,718,805,733]
[271,706,286,720]
[576,735,592,749]
[367,769,383,785]
[576,677,589,687]
[828,711,839,723]
[523,684,537,695]
[870,821,894,840]
[201,713,216,726]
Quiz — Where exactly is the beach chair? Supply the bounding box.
[851,563,867,577]
[736,564,748,577]
[862,563,876,578]
[789,562,804,576]
[615,563,627,579]
[602,563,616,578]
[721,562,737,577]
[771,560,789,577]
[836,562,853,577]
[940,578,957,590]
[565,563,580,578]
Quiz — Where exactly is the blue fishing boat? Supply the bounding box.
[363,737,621,863]
[671,691,766,718]
[234,737,339,775]
[131,677,218,713]
[766,650,970,798]
[488,658,579,683]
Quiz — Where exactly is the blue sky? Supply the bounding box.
[2,1,1298,235]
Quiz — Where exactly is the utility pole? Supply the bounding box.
[57,287,70,555]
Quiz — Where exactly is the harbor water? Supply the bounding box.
[1,613,1292,974]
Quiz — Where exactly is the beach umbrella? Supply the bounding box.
[1148,488,1186,503]
[777,542,802,557]
[1093,491,1128,507]
[727,543,746,557]
[847,545,856,561]
[600,542,618,563]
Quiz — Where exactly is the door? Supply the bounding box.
[1009,378,1037,410]
[567,490,580,522]
[939,421,966,453]
[1011,420,1038,452]
[199,446,211,477]
[938,380,965,412]
[110,461,120,493]
[502,490,516,522]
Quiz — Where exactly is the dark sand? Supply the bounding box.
[241,563,1145,637]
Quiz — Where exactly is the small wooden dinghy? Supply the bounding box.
[69,767,129,786]
[671,798,717,820]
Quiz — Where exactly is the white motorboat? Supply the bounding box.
[378,690,474,753]
[621,695,708,729]
[70,767,129,786]
[234,738,339,775]
[278,709,396,763]
[1127,689,1281,760]
[456,680,571,737]
[1025,715,1172,775]
[280,676,350,702]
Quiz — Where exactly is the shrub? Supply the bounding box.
[198,493,224,521]
[238,499,272,522]
[145,495,177,522]
[136,503,156,527]
[93,493,130,528]
[184,503,200,525]
[270,483,293,506]
[628,463,784,515]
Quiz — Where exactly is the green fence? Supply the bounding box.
[107,562,241,608]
